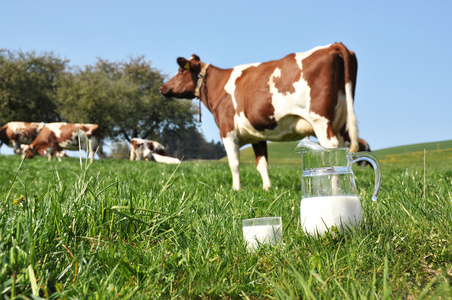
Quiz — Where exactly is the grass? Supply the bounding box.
[0,144,451,299]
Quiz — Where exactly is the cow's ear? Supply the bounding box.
[177,57,190,70]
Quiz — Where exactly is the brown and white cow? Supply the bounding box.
[160,43,360,190]
[22,122,103,162]
[0,122,45,154]
[130,138,180,164]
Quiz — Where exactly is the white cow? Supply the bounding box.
[130,138,180,164]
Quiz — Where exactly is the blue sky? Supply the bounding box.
[1,1,451,154]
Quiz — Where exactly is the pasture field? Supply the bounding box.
[236,139,452,169]
[0,145,451,299]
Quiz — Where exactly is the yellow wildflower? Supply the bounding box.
[13,195,25,205]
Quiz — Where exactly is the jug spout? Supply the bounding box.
[295,138,324,153]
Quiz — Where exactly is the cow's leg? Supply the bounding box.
[310,116,340,149]
[252,141,271,191]
[87,140,94,163]
[96,142,104,163]
[87,137,101,163]
[222,135,241,191]
[12,142,21,155]
[45,146,53,161]
[136,148,143,161]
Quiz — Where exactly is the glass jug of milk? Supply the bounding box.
[295,139,382,236]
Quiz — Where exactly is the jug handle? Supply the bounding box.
[352,152,382,201]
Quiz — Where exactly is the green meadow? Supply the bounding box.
[0,140,451,299]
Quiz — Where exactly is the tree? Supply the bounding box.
[0,49,68,123]
[113,57,197,143]
[56,57,198,143]
[56,62,130,139]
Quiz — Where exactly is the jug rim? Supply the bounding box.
[296,146,352,153]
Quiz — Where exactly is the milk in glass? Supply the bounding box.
[242,224,282,250]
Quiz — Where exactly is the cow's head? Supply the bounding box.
[21,144,35,159]
[21,144,52,159]
[160,54,203,99]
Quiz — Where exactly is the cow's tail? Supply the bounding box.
[337,43,359,153]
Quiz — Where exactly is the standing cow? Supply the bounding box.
[160,43,360,190]
[22,123,104,162]
[0,122,45,154]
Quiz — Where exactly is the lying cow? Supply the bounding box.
[22,122,103,162]
[130,138,180,164]
[0,122,45,154]
[161,43,360,190]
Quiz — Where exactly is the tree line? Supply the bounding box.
[0,49,226,160]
